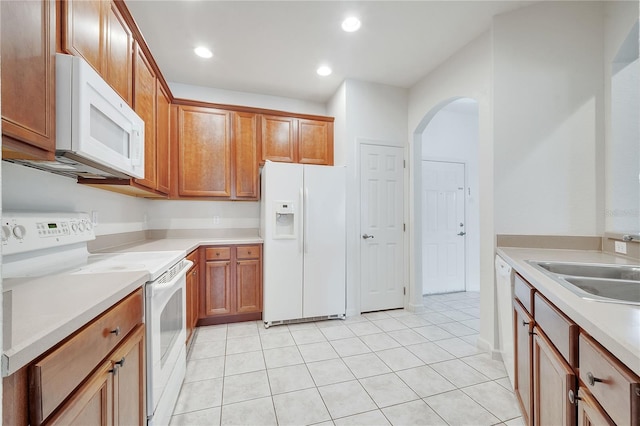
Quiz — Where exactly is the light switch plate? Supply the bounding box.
[614,241,627,254]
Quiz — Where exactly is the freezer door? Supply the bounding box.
[262,162,304,323]
[302,165,346,317]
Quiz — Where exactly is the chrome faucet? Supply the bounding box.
[622,234,640,242]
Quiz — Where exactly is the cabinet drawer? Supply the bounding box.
[30,288,143,425]
[579,332,640,426]
[205,247,231,260]
[534,293,578,367]
[237,245,260,260]
[514,273,535,315]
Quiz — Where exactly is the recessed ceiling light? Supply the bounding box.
[316,65,332,77]
[194,46,213,59]
[341,16,361,32]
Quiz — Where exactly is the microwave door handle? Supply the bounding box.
[131,126,144,166]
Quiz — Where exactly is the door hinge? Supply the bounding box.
[403,160,406,168]
[403,287,406,295]
[403,223,406,232]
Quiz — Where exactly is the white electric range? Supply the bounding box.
[2,211,190,426]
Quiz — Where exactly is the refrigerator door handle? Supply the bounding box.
[299,187,304,253]
[304,187,309,253]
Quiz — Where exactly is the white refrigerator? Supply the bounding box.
[260,161,346,326]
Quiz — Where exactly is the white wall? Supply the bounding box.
[604,3,639,233]
[337,79,408,316]
[147,200,259,230]
[170,82,326,116]
[2,162,148,235]
[421,101,480,293]
[493,1,605,236]
[408,31,495,352]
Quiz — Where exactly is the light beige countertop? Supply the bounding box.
[497,247,640,376]
[2,232,263,377]
[2,271,148,376]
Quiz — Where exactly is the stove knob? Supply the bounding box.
[1,226,11,242]
[12,225,26,240]
[71,223,78,232]
[85,221,93,231]
[78,222,86,232]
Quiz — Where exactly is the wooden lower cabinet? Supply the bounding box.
[204,259,233,316]
[577,388,615,426]
[111,325,145,425]
[47,361,114,426]
[513,272,639,426]
[48,325,145,426]
[186,249,200,345]
[200,244,262,325]
[514,300,534,425]
[533,327,576,426]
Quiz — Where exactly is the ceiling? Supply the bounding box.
[125,1,533,103]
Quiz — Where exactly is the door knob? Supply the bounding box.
[457,232,466,236]
[362,234,374,239]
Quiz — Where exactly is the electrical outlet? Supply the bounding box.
[213,215,220,225]
[614,241,627,254]
[91,210,99,226]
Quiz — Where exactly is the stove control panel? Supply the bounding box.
[2,212,95,255]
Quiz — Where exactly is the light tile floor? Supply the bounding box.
[170,292,525,426]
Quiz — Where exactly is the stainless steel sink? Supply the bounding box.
[527,261,640,305]
[535,261,640,281]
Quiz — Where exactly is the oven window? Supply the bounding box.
[160,289,183,368]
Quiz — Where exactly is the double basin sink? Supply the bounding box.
[527,261,640,305]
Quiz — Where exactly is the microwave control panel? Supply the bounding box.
[1,212,95,255]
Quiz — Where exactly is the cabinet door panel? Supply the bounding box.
[133,47,157,190]
[47,362,113,426]
[234,112,259,199]
[156,84,171,194]
[298,119,333,165]
[514,300,533,425]
[112,325,145,426]
[533,328,576,426]
[204,261,232,316]
[261,115,295,163]
[105,2,133,103]
[236,259,262,314]
[577,388,615,426]
[179,107,231,197]
[1,0,56,155]
[63,0,104,73]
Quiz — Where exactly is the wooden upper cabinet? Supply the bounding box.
[298,119,334,165]
[261,115,296,163]
[62,0,134,105]
[178,106,232,197]
[133,46,158,190]
[62,0,105,74]
[104,2,133,103]
[261,115,334,165]
[1,0,56,160]
[234,112,259,199]
[156,83,172,194]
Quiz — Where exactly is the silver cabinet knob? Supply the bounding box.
[362,234,374,239]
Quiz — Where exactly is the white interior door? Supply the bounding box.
[360,144,404,312]
[422,160,466,294]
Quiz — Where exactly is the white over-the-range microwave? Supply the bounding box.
[8,53,145,180]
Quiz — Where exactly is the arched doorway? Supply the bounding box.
[413,97,480,296]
